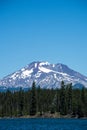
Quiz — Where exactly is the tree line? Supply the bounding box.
[0,81,87,118]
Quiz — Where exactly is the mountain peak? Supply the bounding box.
[0,61,87,89]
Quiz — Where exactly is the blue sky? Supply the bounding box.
[0,0,87,78]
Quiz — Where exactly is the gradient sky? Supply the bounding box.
[0,0,87,78]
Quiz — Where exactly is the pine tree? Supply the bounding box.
[66,83,72,114]
[81,87,85,104]
[30,81,37,115]
[60,81,66,115]
[18,88,24,116]
[50,89,60,113]
[37,85,43,115]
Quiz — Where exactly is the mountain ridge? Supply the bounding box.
[0,61,87,89]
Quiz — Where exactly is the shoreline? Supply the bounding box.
[0,113,87,119]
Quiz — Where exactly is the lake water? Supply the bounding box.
[0,118,87,130]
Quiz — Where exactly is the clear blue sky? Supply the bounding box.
[0,0,87,78]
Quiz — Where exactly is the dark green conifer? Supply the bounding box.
[30,81,37,115]
[60,81,67,115]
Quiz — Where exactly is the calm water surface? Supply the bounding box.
[0,118,87,130]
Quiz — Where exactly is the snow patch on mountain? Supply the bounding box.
[21,68,25,71]
[54,74,57,79]
[35,63,37,68]
[21,69,33,78]
[52,64,55,67]
[11,72,19,80]
[38,66,52,73]
[39,62,50,66]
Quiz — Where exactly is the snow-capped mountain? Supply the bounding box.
[0,61,87,89]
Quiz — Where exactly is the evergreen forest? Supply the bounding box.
[0,81,87,118]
